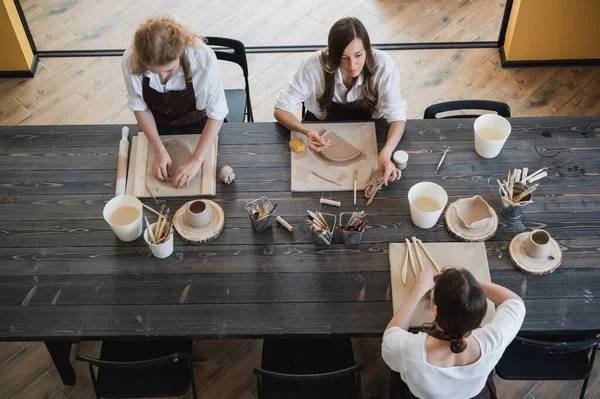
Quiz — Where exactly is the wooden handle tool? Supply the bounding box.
[405,238,417,276]
[115,126,129,196]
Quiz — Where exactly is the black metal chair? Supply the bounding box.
[76,340,204,399]
[254,338,362,399]
[495,335,600,399]
[424,100,511,119]
[206,37,254,122]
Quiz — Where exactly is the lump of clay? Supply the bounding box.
[319,130,363,163]
[166,140,194,186]
[219,165,235,184]
[289,137,305,152]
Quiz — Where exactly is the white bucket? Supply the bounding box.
[408,182,448,229]
[474,114,511,158]
[103,195,143,242]
[144,222,174,259]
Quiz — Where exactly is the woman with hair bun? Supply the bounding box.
[382,268,526,399]
[274,17,406,185]
[122,16,228,188]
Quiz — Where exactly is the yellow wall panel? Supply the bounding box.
[504,0,600,61]
[0,0,34,71]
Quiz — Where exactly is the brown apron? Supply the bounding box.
[142,76,207,128]
[389,371,497,399]
[303,100,373,122]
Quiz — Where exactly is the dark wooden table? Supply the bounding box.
[1,117,599,385]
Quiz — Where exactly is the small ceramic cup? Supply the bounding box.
[144,222,174,259]
[185,200,213,228]
[524,229,552,259]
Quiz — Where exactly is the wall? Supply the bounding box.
[0,0,34,71]
[504,0,600,61]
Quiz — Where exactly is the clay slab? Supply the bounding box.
[290,122,378,192]
[388,242,496,328]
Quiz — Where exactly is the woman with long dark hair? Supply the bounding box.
[274,17,406,185]
[122,16,228,188]
[382,268,526,399]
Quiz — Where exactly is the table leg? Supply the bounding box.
[45,341,76,385]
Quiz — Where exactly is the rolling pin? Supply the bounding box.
[115,126,129,196]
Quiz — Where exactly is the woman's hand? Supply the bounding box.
[173,157,202,189]
[415,270,436,295]
[378,152,401,186]
[305,130,330,152]
[154,149,172,181]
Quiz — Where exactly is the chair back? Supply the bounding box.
[511,335,600,355]
[424,100,511,119]
[206,36,253,121]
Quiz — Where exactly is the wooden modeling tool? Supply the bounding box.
[320,198,341,207]
[521,167,529,182]
[276,216,294,232]
[353,170,357,206]
[145,182,159,204]
[115,127,129,196]
[311,171,342,187]
[142,203,163,218]
[401,244,409,285]
[415,238,441,272]
[309,141,337,148]
[404,238,417,276]
[525,167,549,183]
[412,236,425,272]
[513,184,539,203]
[435,147,450,174]
[527,171,547,183]
[366,181,384,206]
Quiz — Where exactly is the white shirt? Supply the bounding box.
[121,41,228,120]
[274,49,406,122]
[382,299,526,399]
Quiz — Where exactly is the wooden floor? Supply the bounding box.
[21,0,507,50]
[2,2,600,397]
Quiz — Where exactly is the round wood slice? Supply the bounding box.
[173,200,225,244]
[444,197,498,242]
[509,232,562,275]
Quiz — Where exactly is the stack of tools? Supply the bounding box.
[339,211,367,246]
[143,203,172,244]
[245,197,276,232]
[307,210,335,246]
[496,167,548,206]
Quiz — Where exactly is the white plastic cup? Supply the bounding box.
[474,114,512,158]
[103,195,143,241]
[408,182,448,229]
[144,222,174,258]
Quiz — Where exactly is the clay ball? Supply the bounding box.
[289,138,305,153]
[219,165,235,184]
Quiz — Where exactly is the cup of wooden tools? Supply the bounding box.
[246,197,276,232]
[497,167,545,219]
[103,195,143,242]
[339,211,366,246]
[307,210,336,246]
[144,220,174,258]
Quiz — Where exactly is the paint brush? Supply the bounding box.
[435,147,450,174]
[353,170,357,206]
[311,171,342,186]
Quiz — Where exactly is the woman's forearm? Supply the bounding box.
[274,108,311,135]
[478,280,523,306]
[192,118,223,164]
[386,285,428,330]
[381,120,406,158]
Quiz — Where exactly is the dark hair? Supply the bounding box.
[318,17,378,117]
[426,268,487,354]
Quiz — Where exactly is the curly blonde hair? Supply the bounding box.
[131,16,205,82]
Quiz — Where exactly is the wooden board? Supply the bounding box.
[389,242,496,328]
[125,132,217,197]
[290,122,378,192]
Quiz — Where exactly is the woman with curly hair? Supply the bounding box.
[274,17,406,185]
[382,268,526,399]
[122,16,228,188]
